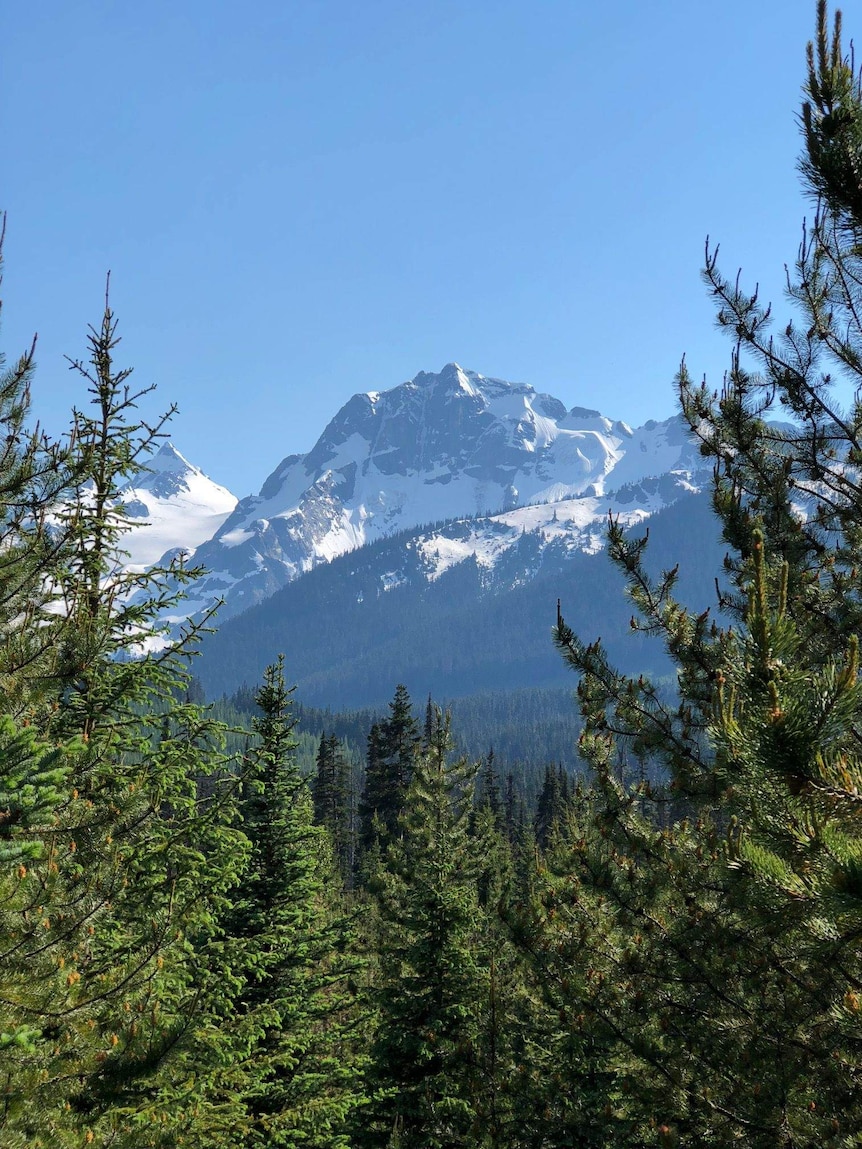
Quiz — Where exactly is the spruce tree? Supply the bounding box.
[312,731,353,886]
[227,658,364,1147]
[477,748,502,822]
[0,225,86,1120]
[360,713,485,1148]
[505,811,628,1149]
[467,771,524,1148]
[358,684,421,860]
[0,219,76,715]
[0,282,248,1147]
[534,764,563,850]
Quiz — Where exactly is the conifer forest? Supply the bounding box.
[8,3,862,1145]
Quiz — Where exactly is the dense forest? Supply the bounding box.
[6,3,862,1145]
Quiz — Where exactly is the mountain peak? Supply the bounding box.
[410,362,477,389]
[148,441,196,475]
[116,445,238,571]
[139,366,708,630]
[430,363,482,400]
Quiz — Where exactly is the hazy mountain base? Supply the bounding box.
[197,491,726,715]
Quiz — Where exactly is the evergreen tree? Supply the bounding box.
[503,772,519,847]
[358,721,386,864]
[477,748,502,822]
[312,731,353,886]
[0,224,87,1128]
[467,776,524,1148]
[358,684,421,859]
[0,282,248,1147]
[534,764,564,850]
[227,657,364,1147]
[505,820,624,1149]
[512,4,862,1143]
[360,713,485,1148]
[0,219,76,717]
[423,694,436,751]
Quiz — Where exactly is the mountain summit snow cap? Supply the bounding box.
[146,441,198,475]
[118,443,238,569]
[159,364,703,622]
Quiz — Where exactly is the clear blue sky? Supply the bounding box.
[3,0,821,496]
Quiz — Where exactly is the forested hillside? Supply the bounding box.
[7,4,862,1146]
[197,489,725,707]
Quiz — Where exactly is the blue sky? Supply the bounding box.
[4,0,820,496]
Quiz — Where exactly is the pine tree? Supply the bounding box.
[678,0,862,671]
[512,4,862,1144]
[312,731,353,886]
[360,713,485,1148]
[358,684,421,861]
[227,658,364,1147]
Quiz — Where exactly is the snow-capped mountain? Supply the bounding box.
[118,442,237,570]
[163,364,706,621]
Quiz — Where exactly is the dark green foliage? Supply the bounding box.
[533,764,571,849]
[235,657,300,937]
[0,278,252,1148]
[509,5,862,1144]
[358,684,422,858]
[540,533,862,1145]
[227,657,364,1147]
[15,5,862,1143]
[293,685,587,781]
[0,717,77,864]
[312,731,354,885]
[476,748,502,822]
[0,224,76,718]
[506,824,632,1149]
[800,0,862,219]
[359,715,486,1148]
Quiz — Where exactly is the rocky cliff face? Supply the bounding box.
[159,364,704,622]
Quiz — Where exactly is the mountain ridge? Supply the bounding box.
[152,364,707,623]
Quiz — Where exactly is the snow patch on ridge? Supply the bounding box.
[138,369,709,626]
